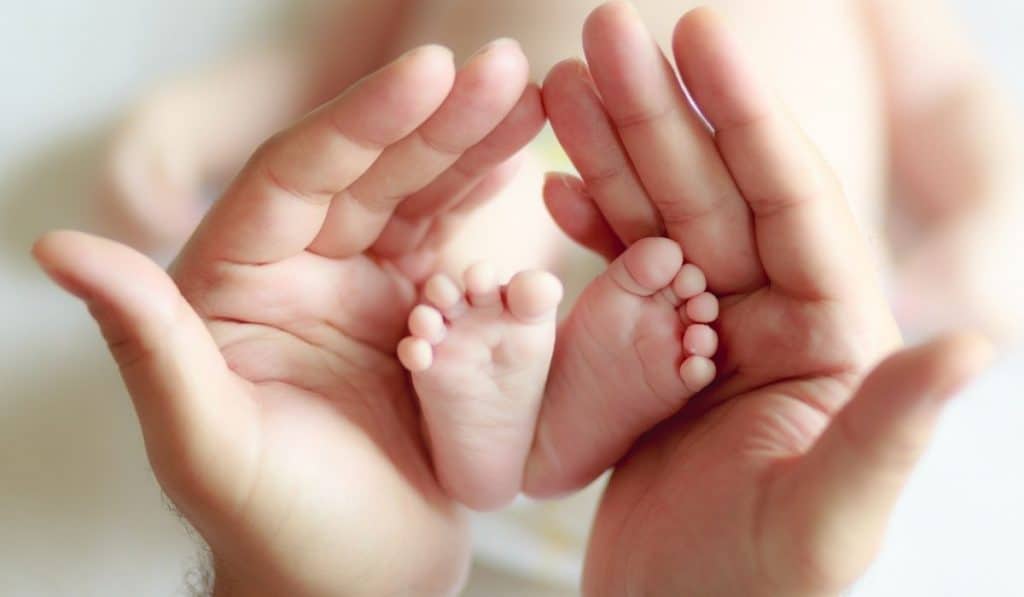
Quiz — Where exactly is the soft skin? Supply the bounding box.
[528,5,992,595]
[33,4,995,596]
[35,40,545,597]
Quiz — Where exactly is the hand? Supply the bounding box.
[36,40,543,597]
[539,4,992,594]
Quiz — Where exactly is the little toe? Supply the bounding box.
[684,292,719,323]
[424,273,468,319]
[679,356,716,393]
[464,262,501,308]
[506,270,564,323]
[683,324,719,357]
[398,336,434,372]
[408,305,446,344]
[673,263,708,299]
[609,237,685,296]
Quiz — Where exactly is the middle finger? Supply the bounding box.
[582,2,764,293]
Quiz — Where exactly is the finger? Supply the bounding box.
[582,2,762,292]
[542,58,662,245]
[372,83,544,258]
[673,8,864,299]
[310,39,530,258]
[543,172,625,262]
[183,45,456,265]
[32,231,254,504]
[395,84,544,220]
[767,333,993,589]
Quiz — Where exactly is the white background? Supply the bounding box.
[1,1,1022,595]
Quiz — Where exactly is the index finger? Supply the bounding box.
[182,45,456,266]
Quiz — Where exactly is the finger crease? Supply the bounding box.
[414,128,468,158]
[349,186,402,214]
[612,101,678,132]
[326,113,389,154]
[262,163,332,207]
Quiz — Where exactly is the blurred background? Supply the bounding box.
[1,1,1022,595]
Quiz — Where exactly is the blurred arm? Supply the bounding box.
[303,0,419,109]
[182,0,415,177]
[863,0,1024,340]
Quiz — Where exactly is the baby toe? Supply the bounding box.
[424,273,468,319]
[673,263,708,299]
[398,336,434,372]
[684,292,720,323]
[464,261,501,308]
[506,270,563,323]
[611,237,685,296]
[679,356,716,393]
[683,324,719,358]
[409,305,446,344]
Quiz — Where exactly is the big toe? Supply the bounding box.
[506,270,564,322]
[610,237,685,296]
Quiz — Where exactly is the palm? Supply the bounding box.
[173,249,466,594]
[33,42,542,596]
[587,379,856,596]
[706,287,883,408]
[579,202,897,597]
[153,36,542,592]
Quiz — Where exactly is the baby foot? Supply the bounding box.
[398,263,563,510]
[525,237,719,496]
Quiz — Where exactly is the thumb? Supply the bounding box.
[33,230,253,505]
[768,332,994,590]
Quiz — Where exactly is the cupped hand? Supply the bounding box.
[35,40,543,597]
[537,4,992,594]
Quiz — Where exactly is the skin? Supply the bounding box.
[35,3,993,596]
[398,265,565,511]
[396,240,721,511]
[527,236,723,495]
[531,5,992,594]
[101,0,1024,344]
[526,0,897,496]
[35,41,546,597]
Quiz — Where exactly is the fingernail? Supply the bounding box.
[401,43,453,63]
[468,37,520,61]
[544,172,572,188]
[543,171,563,187]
